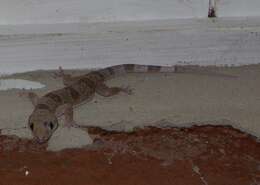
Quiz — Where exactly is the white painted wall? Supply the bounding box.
[0,18,260,74]
[0,0,259,25]
[0,0,208,25]
[217,0,260,18]
[0,1,259,74]
[0,0,260,25]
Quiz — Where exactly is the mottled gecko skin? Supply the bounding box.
[28,64,178,143]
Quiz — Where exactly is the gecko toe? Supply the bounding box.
[122,86,134,95]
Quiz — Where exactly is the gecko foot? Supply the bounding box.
[53,66,65,79]
[64,120,81,128]
[121,86,134,95]
[64,120,88,129]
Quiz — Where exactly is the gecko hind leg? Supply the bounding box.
[62,103,81,128]
[96,83,133,97]
[53,66,83,86]
[63,104,77,128]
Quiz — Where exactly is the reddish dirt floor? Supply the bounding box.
[0,125,259,185]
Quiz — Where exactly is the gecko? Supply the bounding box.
[24,64,234,143]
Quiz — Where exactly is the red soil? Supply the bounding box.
[0,125,259,185]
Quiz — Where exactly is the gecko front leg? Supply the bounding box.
[60,103,81,128]
[96,83,133,97]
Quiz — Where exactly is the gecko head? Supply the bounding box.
[28,109,58,144]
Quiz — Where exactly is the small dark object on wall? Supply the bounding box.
[208,7,217,18]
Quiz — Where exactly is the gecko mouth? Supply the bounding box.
[34,136,51,144]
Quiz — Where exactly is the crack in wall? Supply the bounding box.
[191,161,209,185]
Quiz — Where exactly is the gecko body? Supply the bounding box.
[27,64,235,143]
[28,64,177,143]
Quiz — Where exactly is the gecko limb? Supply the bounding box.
[96,83,133,97]
[53,66,83,86]
[63,103,81,128]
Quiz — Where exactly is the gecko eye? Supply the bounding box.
[44,121,55,130]
[49,122,54,130]
[30,123,34,131]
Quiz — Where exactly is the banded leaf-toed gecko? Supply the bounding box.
[24,64,234,143]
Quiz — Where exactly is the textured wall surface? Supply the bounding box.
[217,0,260,17]
[0,0,260,24]
[0,0,259,25]
[0,19,260,74]
[0,1,259,73]
[0,0,208,25]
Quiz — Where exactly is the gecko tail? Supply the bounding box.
[97,64,237,80]
[97,64,177,80]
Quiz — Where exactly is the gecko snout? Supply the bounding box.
[35,136,49,144]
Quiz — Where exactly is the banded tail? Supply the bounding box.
[97,64,236,80]
[97,64,177,80]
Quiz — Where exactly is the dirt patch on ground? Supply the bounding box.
[0,125,259,185]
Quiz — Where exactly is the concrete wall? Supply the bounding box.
[0,18,260,74]
[0,1,259,74]
[217,0,260,17]
[0,0,208,25]
[0,0,259,25]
